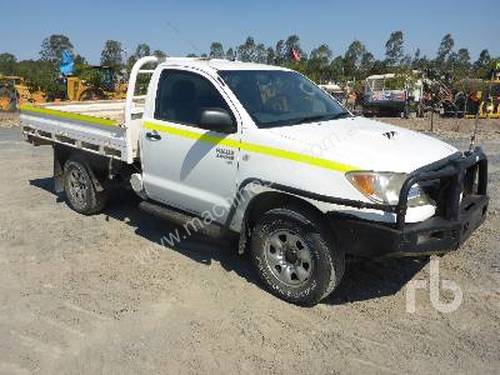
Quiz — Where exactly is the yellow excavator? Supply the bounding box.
[65,66,127,101]
[0,66,126,111]
[0,75,45,111]
[466,63,500,119]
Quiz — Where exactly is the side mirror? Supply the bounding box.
[199,108,235,133]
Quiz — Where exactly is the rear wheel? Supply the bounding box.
[250,206,345,306]
[63,159,107,215]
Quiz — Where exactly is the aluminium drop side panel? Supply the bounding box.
[20,111,130,162]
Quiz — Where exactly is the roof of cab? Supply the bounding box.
[158,57,289,72]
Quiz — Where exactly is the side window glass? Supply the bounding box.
[154,70,234,131]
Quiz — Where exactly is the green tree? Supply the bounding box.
[449,48,471,81]
[78,66,108,94]
[473,49,491,78]
[308,44,333,82]
[284,35,304,63]
[0,53,17,75]
[475,49,490,67]
[359,51,375,77]
[16,59,65,100]
[310,44,332,62]
[371,59,388,75]
[73,54,90,78]
[125,43,153,92]
[127,43,152,73]
[153,49,167,59]
[37,34,74,99]
[255,43,267,64]
[411,49,433,76]
[209,42,225,59]
[456,48,471,65]
[74,54,88,66]
[343,40,366,78]
[237,37,257,62]
[100,40,124,70]
[274,40,286,65]
[39,34,74,63]
[385,31,404,66]
[411,48,423,68]
[436,34,454,64]
[266,47,275,65]
[134,43,151,59]
[329,56,344,81]
[225,48,235,61]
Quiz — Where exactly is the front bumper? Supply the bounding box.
[329,147,489,257]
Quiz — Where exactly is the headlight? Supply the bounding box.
[346,171,434,207]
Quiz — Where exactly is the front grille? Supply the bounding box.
[395,148,488,228]
[420,162,479,219]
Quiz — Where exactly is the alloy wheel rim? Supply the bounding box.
[264,230,313,286]
[68,168,88,205]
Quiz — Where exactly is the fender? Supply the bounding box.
[226,177,397,238]
[53,145,106,194]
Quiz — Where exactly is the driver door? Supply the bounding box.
[141,69,239,220]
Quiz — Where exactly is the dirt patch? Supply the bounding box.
[0,112,19,128]
[0,118,499,374]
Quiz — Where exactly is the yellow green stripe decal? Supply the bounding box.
[20,104,118,127]
[144,121,357,173]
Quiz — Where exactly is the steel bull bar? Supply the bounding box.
[330,147,489,257]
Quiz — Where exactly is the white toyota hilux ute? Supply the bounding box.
[21,56,489,306]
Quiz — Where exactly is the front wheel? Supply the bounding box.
[250,206,345,306]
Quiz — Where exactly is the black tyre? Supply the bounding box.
[250,206,345,306]
[63,159,107,215]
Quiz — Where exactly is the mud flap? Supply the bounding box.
[53,146,64,194]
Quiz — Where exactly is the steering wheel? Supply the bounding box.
[299,82,315,96]
[265,95,288,114]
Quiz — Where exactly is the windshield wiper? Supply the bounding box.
[258,112,352,128]
[288,112,352,125]
[327,111,351,120]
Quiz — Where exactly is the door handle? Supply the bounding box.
[145,131,162,141]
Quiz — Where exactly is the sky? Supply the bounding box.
[1,0,499,64]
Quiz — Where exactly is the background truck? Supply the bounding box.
[362,72,424,117]
[21,56,489,306]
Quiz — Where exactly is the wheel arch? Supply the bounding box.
[236,189,325,254]
[54,145,108,193]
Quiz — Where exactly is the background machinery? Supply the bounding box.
[362,72,424,117]
[0,75,44,112]
[467,65,500,119]
[65,66,127,102]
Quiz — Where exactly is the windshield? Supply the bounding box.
[219,70,350,128]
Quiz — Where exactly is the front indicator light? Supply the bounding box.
[346,171,434,207]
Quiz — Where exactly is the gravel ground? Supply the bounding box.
[0,115,499,374]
